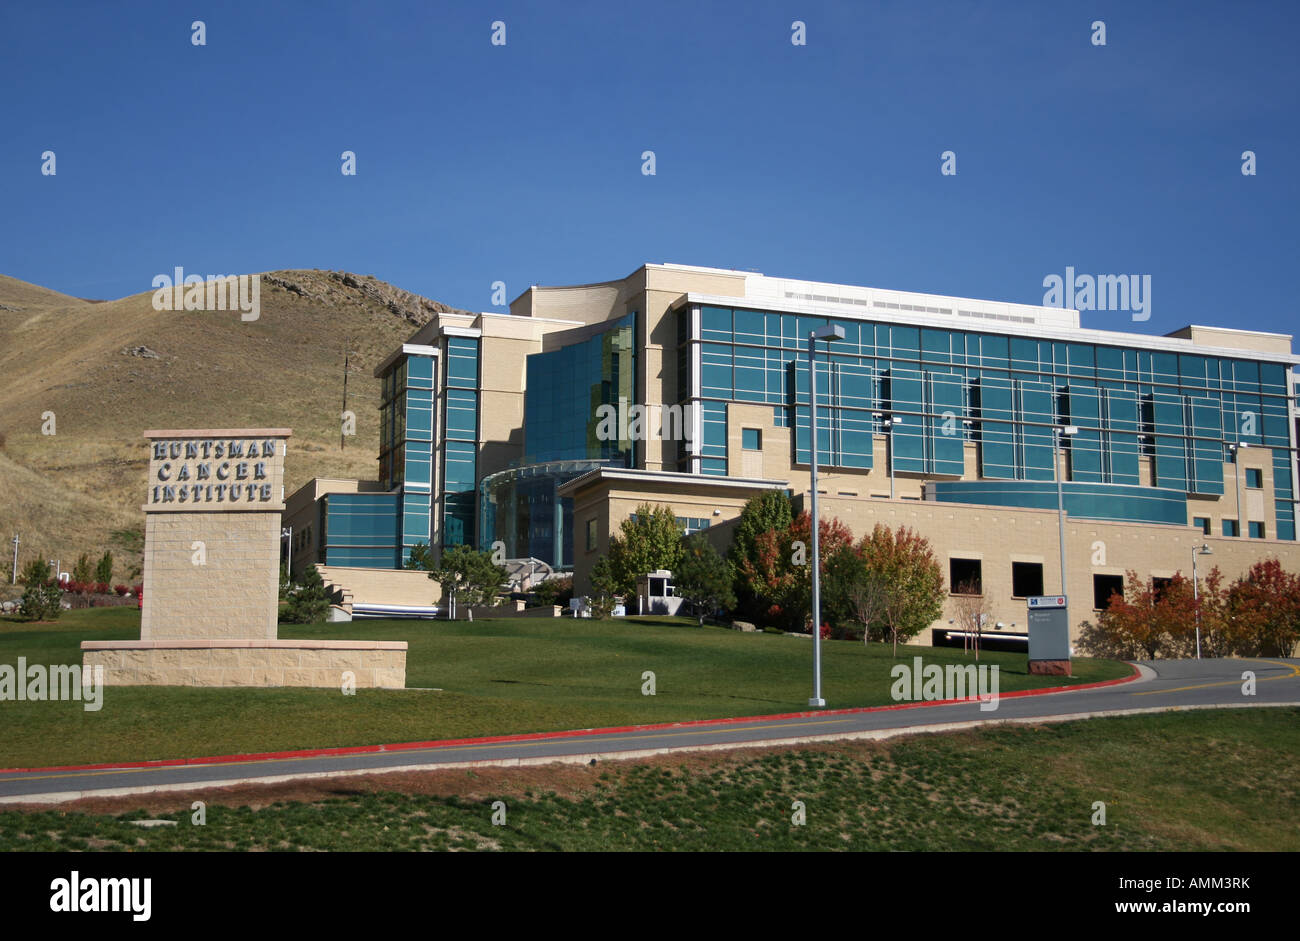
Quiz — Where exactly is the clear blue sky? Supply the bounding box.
[2,1,1297,348]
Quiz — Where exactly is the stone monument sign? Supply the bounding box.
[82,428,407,688]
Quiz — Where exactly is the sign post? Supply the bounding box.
[1026,595,1071,676]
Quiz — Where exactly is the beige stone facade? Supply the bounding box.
[809,491,1300,641]
[82,640,407,688]
[141,511,281,640]
[316,565,441,610]
[566,468,1300,645]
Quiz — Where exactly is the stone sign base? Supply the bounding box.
[1028,659,1072,676]
[81,639,407,689]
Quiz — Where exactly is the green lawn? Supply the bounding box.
[0,607,1129,767]
[2,709,1296,851]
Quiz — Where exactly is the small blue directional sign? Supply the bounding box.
[1027,595,1067,609]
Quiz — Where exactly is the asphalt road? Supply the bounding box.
[1,657,1296,803]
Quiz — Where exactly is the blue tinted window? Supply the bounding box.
[523,314,635,464]
[445,388,477,438]
[701,306,732,342]
[446,337,479,387]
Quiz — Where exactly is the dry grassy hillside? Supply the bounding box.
[0,271,468,582]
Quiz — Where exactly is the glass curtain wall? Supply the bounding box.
[682,305,1294,539]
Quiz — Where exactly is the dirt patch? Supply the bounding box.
[4,739,903,817]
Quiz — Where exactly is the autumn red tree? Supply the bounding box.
[1077,568,1238,660]
[1226,559,1300,657]
[737,511,853,632]
[1077,571,1182,659]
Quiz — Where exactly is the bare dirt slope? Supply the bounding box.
[0,270,468,578]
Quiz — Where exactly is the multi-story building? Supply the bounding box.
[284,263,1300,639]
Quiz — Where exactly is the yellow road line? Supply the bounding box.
[1134,659,1300,696]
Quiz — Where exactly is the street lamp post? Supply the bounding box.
[884,416,905,499]
[1192,543,1212,659]
[808,323,845,708]
[280,526,292,582]
[1229,442,1246,537]
[1054,426,1079,594]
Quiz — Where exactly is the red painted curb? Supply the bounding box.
[0,662,1142,775]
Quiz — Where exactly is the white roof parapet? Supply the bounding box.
[742,274,1080,330]
[478,310,586,325]
[557,467,789,497]
[373,343,440,378]
[681,290,1300,366]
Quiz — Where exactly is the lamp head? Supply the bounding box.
[811,324,845,342]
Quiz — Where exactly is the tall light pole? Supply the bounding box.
[1228,442,1246,536]
[808,323,844,708]
[885,416,904,499]
[1191,543,1212,659]
[280,526,292,581]
[1054,426,1079,594]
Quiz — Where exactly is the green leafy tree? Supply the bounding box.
[94,551,114,586]
[71,553,94,585]
[19,558,62,622]
[425,544,508,609]
[727,490,794,618]
[533,575,574,609]
[404,541,437,572]
[588,556,619,619]
[608,504,685,595]
[838,559,890,645]
[674,532,736,626]
[283,565,332,624]
[855,524,945,655]
[822,543,882,640]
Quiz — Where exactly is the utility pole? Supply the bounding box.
[340,347,352,451]
[10,534,17,584]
